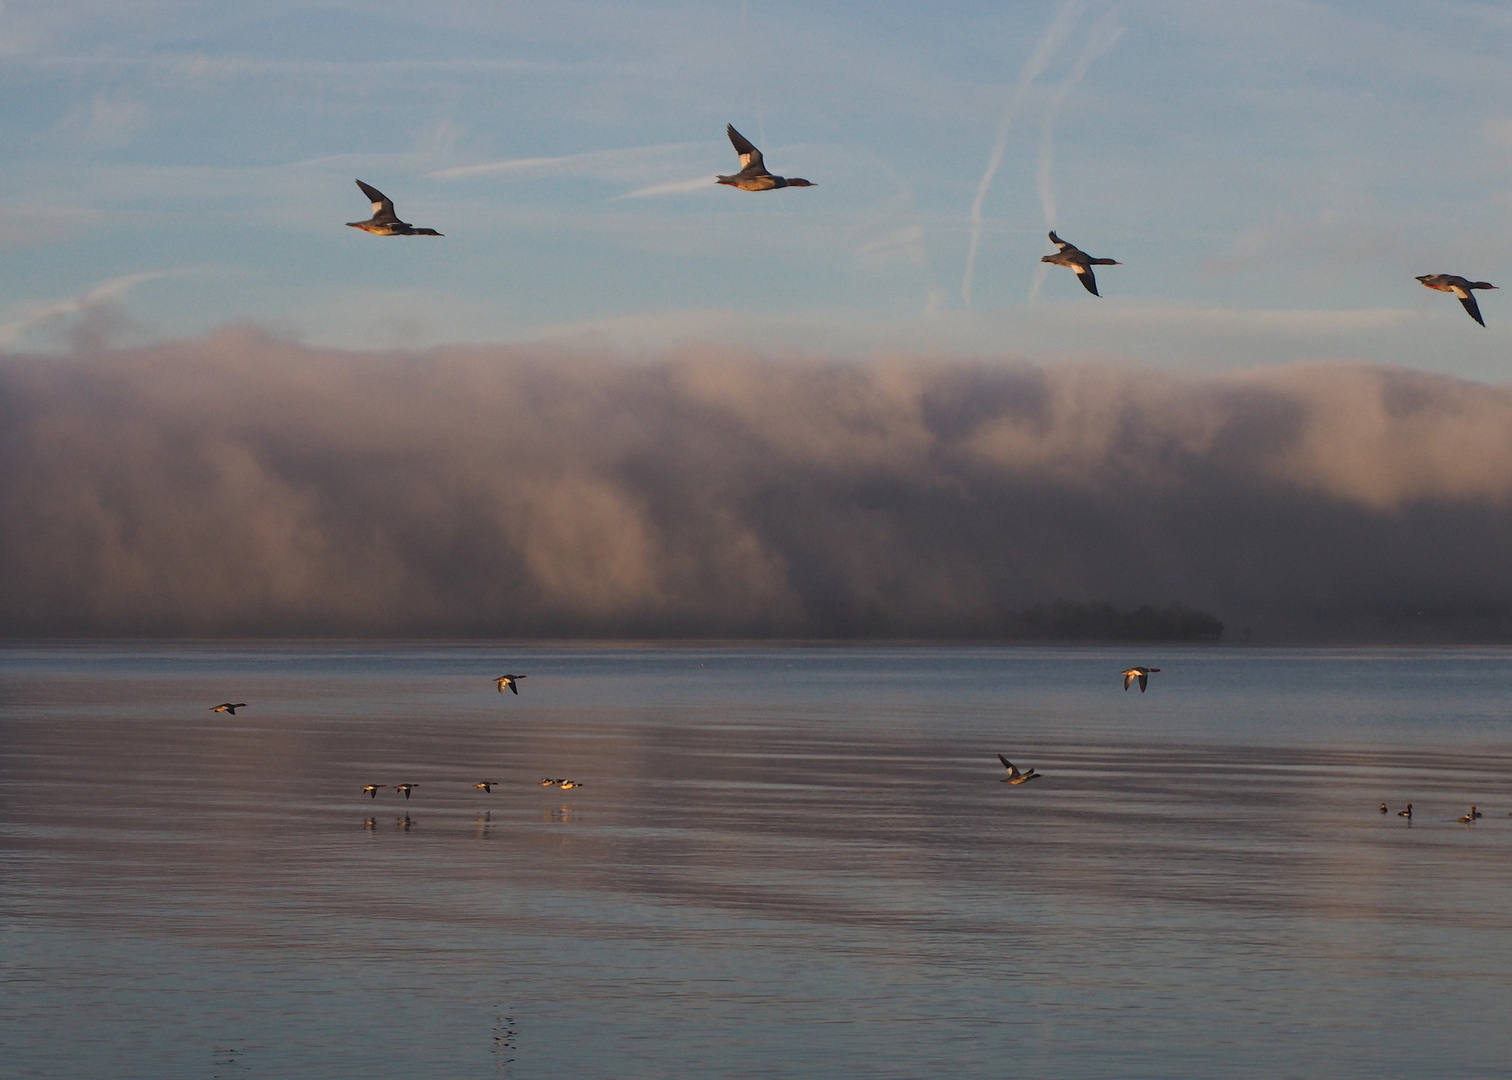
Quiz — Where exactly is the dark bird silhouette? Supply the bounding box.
[474,781,498,793]
[717,125,815,191]
[997,754,1042,785]
[1121,667,1161,692]
[362,784,386,799]
[1042,231,1121,296]
[347,180,443,236]
[539,777,564,786]
[1398,803,1412,819]
[210,703,247,714]
[1379,802,1388,814]
[395,783,419,800]
[1416,274,1496,327]
[495,675,526,695]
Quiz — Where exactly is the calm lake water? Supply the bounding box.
[3,644,1511,1079]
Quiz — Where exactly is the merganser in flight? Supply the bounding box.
[557,780,582,790]
[210,703,247,714]
[495,675,526,695]
[1416,274,1496,327]
[395,783,419,800]
[1121,667,1160,692]
[347,180,442,236]
[362,784,386,799]
[1042,231,1121,296]
[474,781,498,793]
[717,125,815,191]
[997,754,1042,785]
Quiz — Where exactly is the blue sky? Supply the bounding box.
[3,0,1511,373]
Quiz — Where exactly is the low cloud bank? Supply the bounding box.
[3,331,1511,640]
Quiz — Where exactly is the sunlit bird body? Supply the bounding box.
[997,754,1042,785]
[474,781,498,793]
[495,675,526,695]
[1379,802,1388,814]
[1042,231,1121,296]
[1416,274,1496,327]
[539,777,564,787]
[210,702,247,714]
[362,784,386,799]
[557,780,582,790]
[347,180,442,236]
[717,125,815,191]
[1121,667,1161,692]
[395,783,419,800]
[1398,803,1412,819]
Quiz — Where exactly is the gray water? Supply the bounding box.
[2,644,1511,1079]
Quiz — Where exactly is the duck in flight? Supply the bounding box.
[539,777,564,786]
[474,781,498,793]
[495,675,526,695]
[1042,231,1121,296]
[347,180,443,236]
[210,702,247,714]
[717,125,815,191]
[1416,274,1496,327]
[1121,667,1160,692]
[557,779,583,790]
[395,783,419,800]
[362,784,386,799]
[997,754,1042,785]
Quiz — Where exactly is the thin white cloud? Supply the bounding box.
[431,143,701,182]
[614,177,717,199]
[0,272,161,348]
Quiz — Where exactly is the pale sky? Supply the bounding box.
[3,1,1511,374]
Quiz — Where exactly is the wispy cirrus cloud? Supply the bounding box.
[0,272,162,350]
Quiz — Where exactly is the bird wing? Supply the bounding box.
[997,753,1014,771]
[1138,672,1148,691]
[726,125,766,174]
[1455,289,1486,326]
[1123,672,1135,691]
[1048,231,1068,251]
[1076,265,1101,296]
[355,180,400,223]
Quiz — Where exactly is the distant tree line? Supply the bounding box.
[996,601,1224,642]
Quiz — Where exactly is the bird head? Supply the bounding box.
[784,178,815,187]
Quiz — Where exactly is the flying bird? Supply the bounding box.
[474,781,498,793]
[395,783,419,800]
[1041,231,1121,296]
[1121,667,1161,692]
[717,125,815,191]
[1416,274,1496,327]
[557,780,582,790]
[210,703,247,714]
[539,777,564,786]
[362,784,386,799]
[347,180,443,236]
[997,754,1041,785]
[495,675,526,695]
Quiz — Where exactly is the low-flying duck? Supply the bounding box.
[539,777,564,786]
[474,781,498,793]
[210,702,247,714]
[997,754,1041,785]
[557,779,582,790]
[347,180,443,236]
[1121,667,1161,692]
[395,783,419,800]
[1416,274,1496,327]
[495,674,526,695]
[362,784,386,799]
[1042,231,1121,296]
[717,125,815,191]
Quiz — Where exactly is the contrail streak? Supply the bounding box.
[961,0,1083,307]
[1036,9,1125,232]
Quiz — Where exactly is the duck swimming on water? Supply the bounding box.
[347,180,442,236]
[1398,803,1412,819]
[1416,274,1496,326]
[1042,231,1121,296]
[717,125,815,191]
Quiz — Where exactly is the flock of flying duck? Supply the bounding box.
[348,124,1497,324]
[209,661,1500,821]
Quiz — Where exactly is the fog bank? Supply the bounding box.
[3,332,1510,640]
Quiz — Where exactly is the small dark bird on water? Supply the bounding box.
[1121,667,1161,692]
[347,180,442,236]
[1398,803,1412,819]
[539,777,563,786]
[1416,274,1496,327]
[395,783,419,800]
[997,754,1041,785]
[210,703,247,714]
[495,675,526,695]
[1042,231,1121,296]
[717,125,815,191]
[1379,802,1388,814]
[362,784,386,799]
